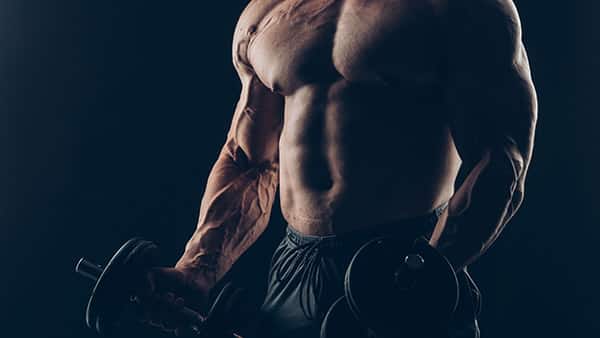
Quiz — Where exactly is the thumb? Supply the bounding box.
[151,267,209,311]
[150,268,189,292]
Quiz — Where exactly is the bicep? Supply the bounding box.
[199,69,283,217]
[449,54,537,170]
[224,63,284,166]
[223,1,287,166]
[447,1,537,170]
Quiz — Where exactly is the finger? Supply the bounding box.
[154,269,207,310]
[140,290,168,323]
[174,297,185,310]
[157,293,179,330]
[174,325,201,337]
[174,327,188,337]
[137,270,180,311]
[135,270,158,307]
[163,292,176,307]
[147,318,163,329]
[173,298,195,329]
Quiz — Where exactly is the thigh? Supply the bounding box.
[257,240,349,338]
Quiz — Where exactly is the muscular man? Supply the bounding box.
[142,0,537,337]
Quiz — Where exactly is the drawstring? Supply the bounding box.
[270,203,447,321]
[274,238,327,320]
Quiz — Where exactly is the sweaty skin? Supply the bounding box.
[165,0,537,313]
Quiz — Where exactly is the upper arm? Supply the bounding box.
[196,33,283,222]
[224,65,284,166]
[447,0,537,175]
[224,9,284,167]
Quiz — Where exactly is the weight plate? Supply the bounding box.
[197,282,240,336]
[344,237,459,336]
[320,296,368,338]
[86,238,158,335]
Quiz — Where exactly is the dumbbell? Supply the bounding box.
[321,237,459,338]
[76,238,246,336]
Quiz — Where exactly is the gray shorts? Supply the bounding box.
[255,208,481,338]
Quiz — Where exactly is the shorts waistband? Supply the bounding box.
[285,202,448,248]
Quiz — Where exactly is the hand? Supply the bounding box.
[133,267,213,335]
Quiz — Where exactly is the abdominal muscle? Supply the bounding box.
[277,81,461,236]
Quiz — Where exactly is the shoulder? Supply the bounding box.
[446,0,521,30]
[446,0,524,67]
[232,0,284,46]
[231,0,283,75]
[234,0,280,34]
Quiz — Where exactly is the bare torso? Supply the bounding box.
[235,0,460,235]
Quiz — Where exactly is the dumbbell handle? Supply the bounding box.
[393,254,425,290]
[76,258,104,282]
[76,258,206,328]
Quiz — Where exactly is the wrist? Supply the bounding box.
[438,239,483,272]
[174,261,218,291]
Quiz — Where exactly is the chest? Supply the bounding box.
[236,0,446,94]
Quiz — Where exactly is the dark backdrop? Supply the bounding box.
[1,1,596,337]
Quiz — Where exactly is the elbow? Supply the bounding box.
[224,138,278,172]
[486,142,527,202]
[489,145,524,179]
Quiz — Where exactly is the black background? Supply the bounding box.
[1,1,596,337]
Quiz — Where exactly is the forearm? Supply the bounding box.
[431,145,526,270]
[175,145,278,287]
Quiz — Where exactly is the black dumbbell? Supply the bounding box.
[321,237,459,338]
[76,238,245,337]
